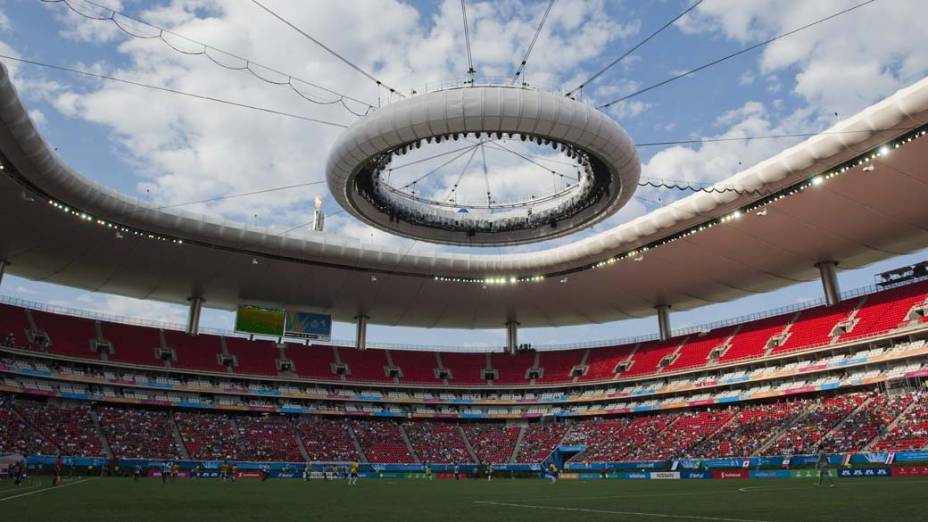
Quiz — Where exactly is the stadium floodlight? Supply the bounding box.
[326,85,640,246]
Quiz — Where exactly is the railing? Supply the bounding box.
[1,273,925,353]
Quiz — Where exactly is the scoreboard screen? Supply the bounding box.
[234,305,286,337]
[284,310,332,341]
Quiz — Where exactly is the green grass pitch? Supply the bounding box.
[2,476,925,521]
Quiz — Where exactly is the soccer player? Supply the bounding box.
[161,462,171,484]
[133,464,141,481]
[231,463,238,482]
[220,462,228,482]
[171,463,179,481]
[349,462,359,486]
[453,464,460,480]
[53,452,62,486]
[487,463,494,481]
[192,464,200,479]
[425,464,432,481]
[817,453,835,487]
[547,463,559,484]
[303,463,311,482]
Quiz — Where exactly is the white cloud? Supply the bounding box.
[39,0,634,247]
[27,109,46,127]
[678,0,928,118]
[74,293,189,324]
[14,285,38,296]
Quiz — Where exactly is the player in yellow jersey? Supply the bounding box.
[349,462,359,486]
[220,462,229,482]
[547,463,559,484]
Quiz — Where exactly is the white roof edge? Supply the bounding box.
[1,64,927,276]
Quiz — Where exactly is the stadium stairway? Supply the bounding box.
[169,413,191,460]
[292,421,311,462]
[347,423,368,464]
[397,423,421,464]
[754,401,817,455]
[865,398,921,451]
[458,425,479,463]
[816,395,875,452]
[88,407,114,459]
[509,425,527,464]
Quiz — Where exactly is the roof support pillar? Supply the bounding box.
[656,304,671,342]
[816,261,841,307]
[185,296,204,336]
[0,259,6,289]
[505,320,519,355]
[355,314,369,351]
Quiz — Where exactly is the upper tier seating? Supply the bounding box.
[463,423,520,463]
[0,305,32,348]
[404,421,470,464]
[1,279,925,385]
[581,345,635,381]
[336,347,392,383]
[536,350,584,383]
[31,311,99,360]
[489,352,536,384]
[99,321,162,366]
[770,300,859,355]
[224,338,280,376]
[621,339,685,378]
[440,353,488,385]
[285,344,337,380]
[165,331,226,373]
[717,315,790,364]
[665,327,736,373]
[388,350,441,384]
[842,282,928,341]
[298,417,360,462]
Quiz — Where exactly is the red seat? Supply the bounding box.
[100,321,161,366]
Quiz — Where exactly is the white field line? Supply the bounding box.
[474,500,773,522]
[0,477,95,502]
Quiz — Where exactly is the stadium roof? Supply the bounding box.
[1,65,927,328]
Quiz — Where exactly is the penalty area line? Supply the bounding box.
[473,500,773,522]
[0,478,96,503]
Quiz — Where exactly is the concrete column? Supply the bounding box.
[355,315,369,351]
[816,261,841,306]
[505,320,519,355]
[0,259,6,289]
[656,304,671,342]
[185,296,204,336]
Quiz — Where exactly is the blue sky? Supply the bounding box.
[0,0,925,347]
